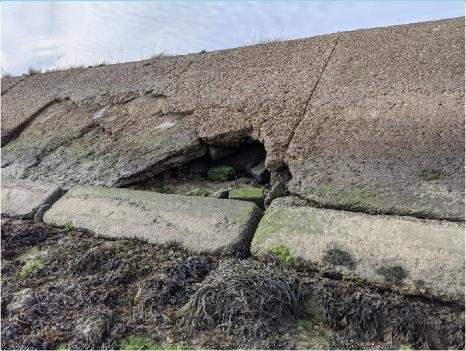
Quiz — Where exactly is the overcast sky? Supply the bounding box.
[1,1,463,76]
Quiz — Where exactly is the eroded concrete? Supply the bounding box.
[251,197,465,301]
[2,18,464,219]
[43,185,262,255]
[1,177,63,220]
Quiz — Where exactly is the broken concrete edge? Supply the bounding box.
[251,197,465,303]
[42,185,263,258]
[1,177,67,221]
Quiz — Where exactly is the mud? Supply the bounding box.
[1,219,464,350]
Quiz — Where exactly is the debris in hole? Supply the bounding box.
[207,165,236,181]
[127,140,271,202]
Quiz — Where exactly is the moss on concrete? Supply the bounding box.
[317,178,374,210]
[64,220,74,231]
[270,245,297,267]
[229,187,264,206]
[207,165,236,181]
[186,187,211,197]
[229,187,263,199]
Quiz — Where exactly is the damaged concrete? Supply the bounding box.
[2,96,205,187]
[251,197,465,302]
[43,185,262,256]
[1,177,63,221]
[2,18,463,219]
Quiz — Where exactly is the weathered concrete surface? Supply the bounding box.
[286,18,464,220]
[2,18,464,219]
[1,177,63,220]
[1,76,25,95]
[43,185,262,255]
[1,34,338,186]
[251,197,465,301]
[1,97,205,187]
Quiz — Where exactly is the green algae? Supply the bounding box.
[229,187,263,199]
[207,165,236,181]
[17,258,45,278]
[270,245,297,267]
[121,336,189,350]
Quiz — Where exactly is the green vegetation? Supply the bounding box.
[17,258,45,278]
[229,187,263,199]
[64,221,74,231]
[298,319,313,329]
[121,336,188,350]
[17,246,41,262]
[186,187,211,197]
[317,178,373,210]
[270,245,297,267]
[56,342,69,350]
[420,168,447,181]
[207,165,236,182]
[121,336,156,350]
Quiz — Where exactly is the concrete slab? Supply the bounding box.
[1,177,63,221]
[1,97,205,187]
[43,185,262,256]
[251,197,465,301]
[286,18,464,220]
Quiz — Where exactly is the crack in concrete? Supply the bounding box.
[1,76,27,96]
[282,35,341,158]
[280,191,465,223]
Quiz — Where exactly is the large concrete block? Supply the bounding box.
[43,185,262,256]
[251,197,465,301]
[287,18,464,220]
[1,177,63,221]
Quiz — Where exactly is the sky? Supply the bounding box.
[1,1,464,76]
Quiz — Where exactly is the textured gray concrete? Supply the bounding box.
[43,185,262,256]
[1,177,63,220]
[251,197,465,301]
[286,18,464,220]
[2,18,464,219]
[1,97,205,187]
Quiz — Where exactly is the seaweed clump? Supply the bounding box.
[179,259,299,343]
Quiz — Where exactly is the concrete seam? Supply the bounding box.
[283,35,341,156]
[1,76,27,96]
[1,98,61,147]
[34,187,67,222]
